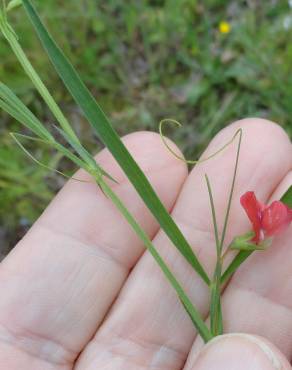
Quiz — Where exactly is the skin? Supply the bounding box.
[0,118,291,370]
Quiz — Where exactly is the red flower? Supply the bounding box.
[240,191,292,244]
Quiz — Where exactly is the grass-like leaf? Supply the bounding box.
[98,176,212,342]
[10,132,88,174]
[7,113,213,343]
[21,0,210,284]
[0,82,53,141]
[219,129,242,251]
[206,129,242,336]
[0,8,80,144]
[0,81,116,183]
[281,185,292,208]
[205,175,223,336]
[7,102,212,340]
[53,125,117,183]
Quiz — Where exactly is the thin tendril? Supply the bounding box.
[159,118,242,165]
[10,132,91,183]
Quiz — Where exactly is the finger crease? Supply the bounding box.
[35,223,130,272]
[0,322,77,366]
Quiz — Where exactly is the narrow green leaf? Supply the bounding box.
[22,0,210,285]
[180,299,213,342]
[0,82,53,140]
[99,177,213,343]
[205,175,222,336]
[10,132,88,175]
[219,129,242,251]
[53,125,117,184]
[217,301,223,335]
[221,186,292,285]
[206,129,241,336]
[0,81,115,183]
[54,126,96,168]
[281,185,292,208]
[210,278,222,336]
[0,14,80,144]
[6,0,22,12]
[205,175,220,254]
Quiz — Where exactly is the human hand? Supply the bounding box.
[0,118,291,370]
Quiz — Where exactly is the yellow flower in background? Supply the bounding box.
[219,21,231,34]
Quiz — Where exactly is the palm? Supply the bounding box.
[0,118,291,370]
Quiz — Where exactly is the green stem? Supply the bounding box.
[219,129,242,251]
[98,176,212,343]
[206,129,242,336]
[0,13,80,143]
[205,175,223,336]
[210,263,222,335]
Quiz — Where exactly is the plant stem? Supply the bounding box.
[0,13,80,143]
[98,176,213,343]
[210,263,222,335]
[218,129,242,251]
[206,129,242,336]
[205,175,223,336]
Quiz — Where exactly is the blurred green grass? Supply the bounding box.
[0,0,292,251]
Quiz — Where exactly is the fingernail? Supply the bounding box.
[192,334,283,370]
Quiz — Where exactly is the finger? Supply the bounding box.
[269,171,292,202]
[214,170,292,358]
[184,334,291,370]
[0,131,187,369]
[76,119,292,370]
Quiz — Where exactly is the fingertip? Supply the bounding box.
[211,117,291,152]
[203,117,291,199]
[187,334,291,370]
[227,117,290,144]
[269,171,292,202]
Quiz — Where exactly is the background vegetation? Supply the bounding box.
[0,0,292,254]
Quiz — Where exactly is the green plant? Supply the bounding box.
[0,130,61,252]
[0,0,291,343]
[1,0,292,245]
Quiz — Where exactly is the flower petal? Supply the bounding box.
[240,191,263,243]
[262,201,292,237]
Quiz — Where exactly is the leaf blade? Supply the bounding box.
[281,185,292,208]
[22,0,210,284]
[99,177,212,343]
